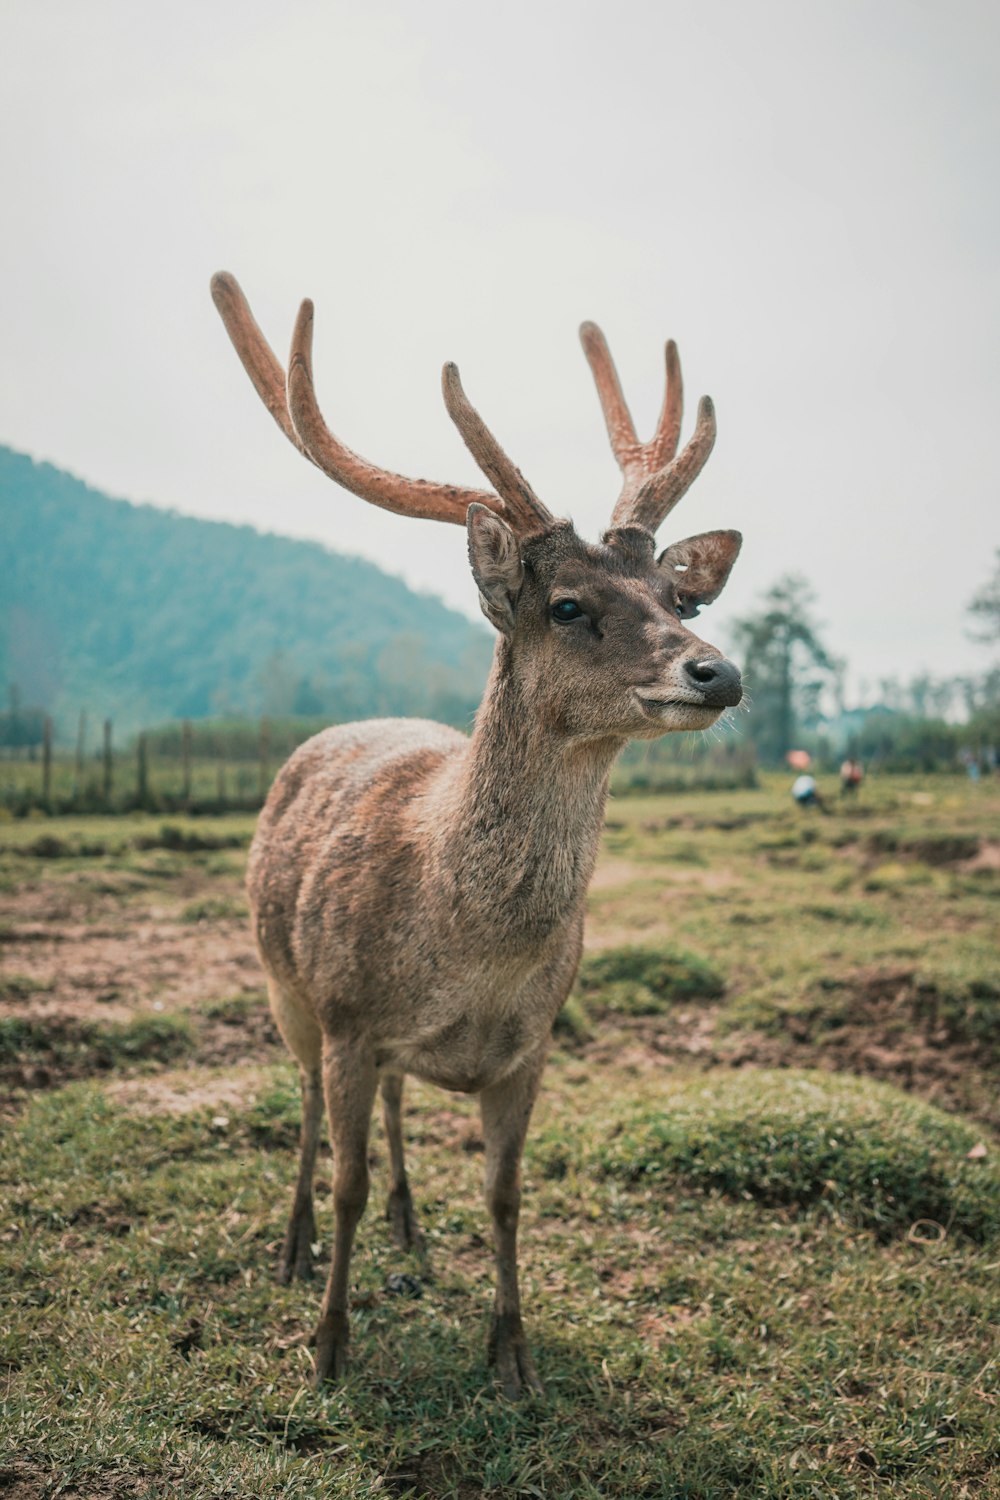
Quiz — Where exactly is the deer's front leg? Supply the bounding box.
[313,1040,378,1385]
[479,1051,547,1399]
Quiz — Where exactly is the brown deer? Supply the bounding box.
[211,272,743,1397]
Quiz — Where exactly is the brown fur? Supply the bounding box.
[248,521,742,1396]
[210,279,743,1394]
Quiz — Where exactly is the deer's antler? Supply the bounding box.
[211,272,552,534]
[580,322,716,534]
[441,363,552,533]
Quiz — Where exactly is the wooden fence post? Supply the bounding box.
[42,716,52,808]
[258,717,270,804]
[181,719,192,809]
[75,710,87,794]
[137,733,149,809]
[103,720,113,805]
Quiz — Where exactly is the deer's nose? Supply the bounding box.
[682,656,743,707]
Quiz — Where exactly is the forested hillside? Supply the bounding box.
[0,446,493,736]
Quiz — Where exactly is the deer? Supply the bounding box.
[210,271,744,1398]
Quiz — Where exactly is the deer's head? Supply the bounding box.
[212,274,742,742]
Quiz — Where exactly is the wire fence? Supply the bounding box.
[0,716,285,816]
[2,710,760,817]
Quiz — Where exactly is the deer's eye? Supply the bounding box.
[551,599,583,623]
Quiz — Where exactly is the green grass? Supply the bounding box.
[1,774,999,1495]
[1,1065,997,1497]
[586,774,1000,1122]
[575,944,725,1016]
[0,1012,195,1083]
[179,897,249,924]
[532,1070,999,1242]
[0,813,258,854]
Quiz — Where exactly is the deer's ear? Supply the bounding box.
[467,503,523,634]
[657,530,742,619]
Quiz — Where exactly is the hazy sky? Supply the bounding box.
[3,0,998,697]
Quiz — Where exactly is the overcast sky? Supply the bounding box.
[3,0,998,698]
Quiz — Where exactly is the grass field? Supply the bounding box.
[1,775,998,1497]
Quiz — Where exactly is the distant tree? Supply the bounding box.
[0,444,492,737]
[877,677,905,713]
[967,548,1000,647]
[924,678,957,719]
[256,651,298,717]
[907,672,932,718]
[729,575,834,763]
[292,674,328,717]
[852,708,959,772]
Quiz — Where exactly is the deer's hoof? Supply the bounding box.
[313,1312,349,1386]
[278,1238,315,1285]
[488,1311,544,1400]
[385,1185,424,1252]
[279,1199,316,1284]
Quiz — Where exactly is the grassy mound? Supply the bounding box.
[531,1069,998,1242]
[0,1012,194,1084]
[575,944,725,1016]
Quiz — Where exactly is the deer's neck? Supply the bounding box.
[430,642,623,946]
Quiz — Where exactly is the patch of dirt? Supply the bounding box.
[412,1108,484,1153]
[0,1000,283,1102]
[563,969,1000,1131]
[635,1306,697,1348]
[592,856,738,895]
[1,870,283,1101]
[198,1007,283,1067]
[0,921,260,1019]
[590,860,654,890]
[380,1455,473,1500]
[960,839,1000,872]
[106,1065,269,1116]
[723,1026,999,1131]
[0,1464,148,1499]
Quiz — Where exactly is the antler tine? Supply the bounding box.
[212,271,504,528]
[581,320,715,533]
[211,271,311,459]
[441,363,553,533]
[579,322,642,481]
[285,302,485,526]
[647,339,684,471]
[613,396,717,533]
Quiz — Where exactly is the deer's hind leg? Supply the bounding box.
[266,978,324,1284]
[380,1071,423,1251]
[313,1038,379,1384]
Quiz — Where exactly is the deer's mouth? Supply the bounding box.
[638,690,722,726]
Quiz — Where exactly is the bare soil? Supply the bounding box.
[573,966,1000,1131]
[0,867,282,1101]
[2,823,997,1131]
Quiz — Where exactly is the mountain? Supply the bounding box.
[0,445,493,737]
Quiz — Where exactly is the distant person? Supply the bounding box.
[840,758,864,796]
[792,773,828,812]
[959,748,981,783]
